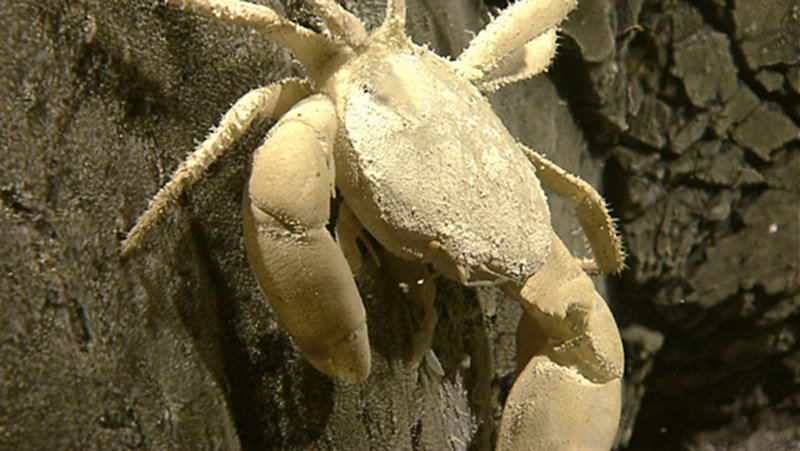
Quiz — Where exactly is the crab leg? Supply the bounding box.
[385,0,406,30]
[467,28,560,92]
[521,145,624,274]
[335,202,437,366]
[306,0,367,47]
[500,232,623,450]
[243,94,370,384]
[164,0,337,76]
[455,0,577,82]
[122,78,311,254]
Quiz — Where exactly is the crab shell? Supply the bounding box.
[321,34,552,286]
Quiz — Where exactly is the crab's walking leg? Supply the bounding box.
[454,0,577,89]
[121,78,311,255]
[383,253,438,365]
[468,29,560,93]
[306,0,367,47]
[500,232,623,450]
[243,94,370,384]
[521,145,624,274]
[164,0,336,75]
[336,202,437,367]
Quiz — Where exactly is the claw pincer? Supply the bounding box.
[243,95,370,383]
[501,233,623,449]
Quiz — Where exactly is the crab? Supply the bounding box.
[121,0,626,449]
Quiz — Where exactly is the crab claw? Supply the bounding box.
[243,94,370,384]
[500,232,623,450]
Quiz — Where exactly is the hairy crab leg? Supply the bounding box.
[385,0,406,30]
[335,202,437,366]
[306,0,367,47]
[501,232,623,450]
[455,0,577,80]
[164,0,338,76]
[121,78,311,254]
[520,145,625,274]
[468,28,559,93]
[243,94,370,383]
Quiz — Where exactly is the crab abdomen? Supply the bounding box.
[329,41,551,283]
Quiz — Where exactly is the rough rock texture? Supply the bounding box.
[1,0,798,450]
[561,0,800,448]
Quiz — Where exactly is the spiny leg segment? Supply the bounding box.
[306,0,367,47]
[454,0,576,90]
[385,0,406,29]
[471,28,559,93]
[164,0,339,76]
[122,78,312,255]
[520,144,624,275]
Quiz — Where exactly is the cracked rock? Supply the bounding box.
[732,103,800,161]
[627,97,670,149]
[755,69,786,94]
[733,0,800,69]
[687,189,799,306]
[672,28,738,108]
[788,66,800,95]
[711,84,760,136]
[563,0,615,63]
[667,111,709,154]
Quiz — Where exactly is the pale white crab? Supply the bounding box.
[122,0,626,448]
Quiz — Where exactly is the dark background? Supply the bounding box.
[1,0,798,449]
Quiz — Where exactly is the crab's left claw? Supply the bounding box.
[500,232,623,450]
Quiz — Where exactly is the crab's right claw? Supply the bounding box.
[243,94,370,384]
[500,233,623,450]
